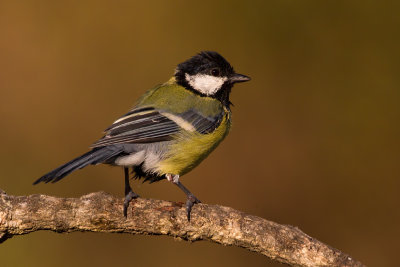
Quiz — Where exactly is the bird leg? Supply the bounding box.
[123,167,139,217]
[166,174,201,221]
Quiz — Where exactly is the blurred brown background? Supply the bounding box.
[0,1,399,266]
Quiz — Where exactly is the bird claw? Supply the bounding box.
[123,190,140,218]
[186,194,201,221]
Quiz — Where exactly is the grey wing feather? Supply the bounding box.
[91,107,180,147]
[91,107,224,148]
[180,109,224,134]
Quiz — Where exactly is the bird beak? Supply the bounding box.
[229,73,251,83]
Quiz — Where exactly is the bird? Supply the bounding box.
[33,51,251,221]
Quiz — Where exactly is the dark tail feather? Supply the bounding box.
[33,146,123,185]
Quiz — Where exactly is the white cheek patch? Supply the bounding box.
[185,73,228,95]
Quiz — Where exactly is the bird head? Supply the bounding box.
[175,51,250,106]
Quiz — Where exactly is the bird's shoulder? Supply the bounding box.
[136,77,224,118]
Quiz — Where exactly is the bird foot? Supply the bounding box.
[186,194,201,222]
[123,190,140,217]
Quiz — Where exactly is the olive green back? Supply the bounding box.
[136,78,223,117]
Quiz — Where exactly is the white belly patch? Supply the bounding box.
[114,150,146,166]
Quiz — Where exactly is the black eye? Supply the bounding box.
[211,68,220,76]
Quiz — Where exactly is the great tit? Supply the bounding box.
[34,51,250,220]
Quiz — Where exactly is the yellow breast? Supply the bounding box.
[157,112,231,176]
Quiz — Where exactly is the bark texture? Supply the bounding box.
[0,189,364,267]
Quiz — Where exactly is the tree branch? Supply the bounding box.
[0,189,363,267]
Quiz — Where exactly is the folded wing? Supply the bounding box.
[91,107,224,148]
